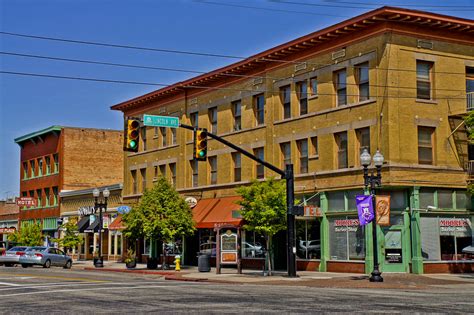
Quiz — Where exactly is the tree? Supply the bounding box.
[236,178,287,275]
[52,218,83,254]
[8,223,43,246]
[122,176,196,268]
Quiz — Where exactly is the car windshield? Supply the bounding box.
[27,247,47,252]
[8,247,27,252]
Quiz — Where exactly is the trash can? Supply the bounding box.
[198,253,211,272]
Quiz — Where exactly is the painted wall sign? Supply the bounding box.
[15,197,37,207]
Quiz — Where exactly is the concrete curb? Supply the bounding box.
[83,267,176,276]
[164,275,210,282]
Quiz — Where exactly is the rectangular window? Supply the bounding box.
[36,189,42,208]
[140,168,147,193]
[141,127,147,151]
[154,127,159,137]
[232,152,241,182]
[329,216,365,261]
[190,112,198,128]
[280,142,291,167]
[311,136,318,157]
[310,77,318,97]
[357,62,369,101]
[209,156,217,185]
[296,219,321,260]
[160,127,167,147]
[254,147,265,179]
[30,160,36,177]
[335,131,348,169]
[154,166,158,179]
[335,69,347,106]
[22,162,28,179]
[191,160,198,187]
[417,61,433,100]
[356,127,370,164]
[159,164,166,178]
[297,81,308,115]
[171,128,177,145]
[281,85,291,119]
[37,158,43,177]
[45,156,51,175]
[466,67,474,110]
[232,100,242,131]
[254,94,265,126]
[170,163,177,187]
[44,188,50,207]
[418,126,435,165]
[297,139,308,174]
[131,170,137,195]
[52,187,58,206]
[53,153,59,173]
[209,107,217,134]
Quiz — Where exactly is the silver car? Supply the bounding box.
[0,246,30,267]
[19,247,73,269]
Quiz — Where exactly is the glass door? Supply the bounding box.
[381,227,407,272]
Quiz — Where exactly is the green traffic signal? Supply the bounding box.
[130,140,137,148]
[199,151,205,157]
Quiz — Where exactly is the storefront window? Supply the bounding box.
[296,219,320,259]
[199,229,216,257]
[242,230,266,258]
[347,190,364,210]
[329,216,365,261]
[327,191,345,211]
[438,189,453,209]
[165,238,182,255]
[456,191,468,210]
[143,238,151,255]
[421,216,473,261]
[419,188,435,209]
[117,234,122,256]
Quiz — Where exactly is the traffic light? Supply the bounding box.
[194,128,208,161]
[124,118,140,152]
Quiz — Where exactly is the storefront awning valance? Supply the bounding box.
[84,219,100,233]
[109,215,125,231]
[193,196,242,229]
[77,216,90,233]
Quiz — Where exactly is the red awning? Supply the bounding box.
[193,196,242,229]
[108,215,125,230]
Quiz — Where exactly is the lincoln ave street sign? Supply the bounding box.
[143,114,180,128]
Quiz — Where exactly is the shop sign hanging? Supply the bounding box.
[304,206,322,217]
[375,195,391,226]
[78,206,95,216]
[220,230,238,264]
[356,195,374,226]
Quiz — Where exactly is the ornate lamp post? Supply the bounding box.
[93,187,109,268]
[360,148,384,282]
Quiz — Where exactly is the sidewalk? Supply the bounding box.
[73,260,474,289]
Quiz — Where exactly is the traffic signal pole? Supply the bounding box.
[180,123,298,277]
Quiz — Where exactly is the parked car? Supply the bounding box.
[0,246,30,267]
[19,247,73,269]
[243,242,265,257]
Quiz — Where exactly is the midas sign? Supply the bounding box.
[15,197,37,207]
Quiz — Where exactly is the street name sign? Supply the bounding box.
[143,114,179,128]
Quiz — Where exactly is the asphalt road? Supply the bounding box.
[0,266,473,314]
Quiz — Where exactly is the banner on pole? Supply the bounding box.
[376,195,391,226]
[356,195,374,226]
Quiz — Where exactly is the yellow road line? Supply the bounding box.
[0,272,108,283]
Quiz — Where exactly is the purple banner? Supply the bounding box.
[356,195,374,226]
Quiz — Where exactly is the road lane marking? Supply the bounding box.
[1,284,195,297]
[0,282,20,286]
[0,272,107,283]
[0,281,169,291]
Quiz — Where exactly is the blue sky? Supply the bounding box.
[1,0,473,198]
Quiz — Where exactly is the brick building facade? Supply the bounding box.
[0,198,19,242]
[112,7,474,273]
[15,126,124,239]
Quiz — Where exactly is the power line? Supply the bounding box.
[314,0,474,9]
[0,70,468,100]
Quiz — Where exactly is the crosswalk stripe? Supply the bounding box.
[0,282,21,286]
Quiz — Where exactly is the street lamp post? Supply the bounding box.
[360,148,384,282]
[93,187,110,268]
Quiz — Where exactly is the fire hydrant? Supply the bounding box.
[174,255,181,271]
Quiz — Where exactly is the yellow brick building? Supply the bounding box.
[112,7,474,274]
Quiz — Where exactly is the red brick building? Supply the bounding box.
[0,198,19,242]
[14,126,124,238]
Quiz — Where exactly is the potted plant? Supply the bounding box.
[124,248,137,269]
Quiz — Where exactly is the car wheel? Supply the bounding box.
[43,259,51,268]
[21,264,29,268]
[63,260,72,269]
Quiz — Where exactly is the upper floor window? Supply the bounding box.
[170,163,177,187]
[141,127,147,151]
[171,128,177,145]
[30,160,36,177]
[159,164,166,178]
[467,67,474,110]
[140,168,147,193]
[418,126,435,165]
[310,77,318,97]
[297,139,308,174]
[357,62,369,102]
[335,131,348,169]
[154,166,158,179]
[297,81,308,115]
[209,107,217,134]
[37,158,43,176]
[160,127,167,147]
[417,61,433,100]
[52,187,58,206]
[281,85,291,119]
[311,136,318,157]
[232,100,242,131]
[44,188,50,207]
[335,69,347,106]
[280,142,291,168]
[36,189,42,208]
[154,127,159,137]
[254,94,265,126]
[53,153,59,173]
[356,127,370,165]
[191,160,198,187]
[190,112,198,128]
[131,170,137,194]
[209,156,217,185]
[254,147,265,179]
[45,156,51,175]
[22,162,28,179]
[232,152,241,182]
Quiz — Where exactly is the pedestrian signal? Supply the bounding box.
[124,118,140,152]
[194,128,208,161]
